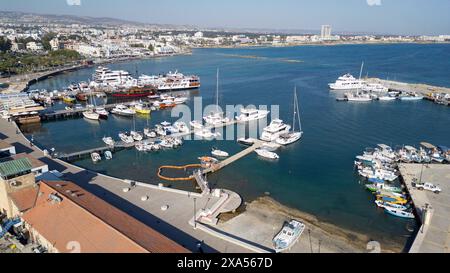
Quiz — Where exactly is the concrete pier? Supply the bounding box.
[366,78,450,96]
[399,164,450,253]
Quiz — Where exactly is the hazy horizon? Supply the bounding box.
[0,0,449,36]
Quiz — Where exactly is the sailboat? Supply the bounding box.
[82,88,100,121]
[276,87,303,145]
[203,68,230,125]
[345,62,372,102]
[130,115,143,141]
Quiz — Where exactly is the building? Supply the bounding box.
[19,180,189,253]
[26,41,44,51]
[321,25,332,39]
[194,31,204,38]
[0,140,16,157]
[49,38,61,51]
[0,157,36,217]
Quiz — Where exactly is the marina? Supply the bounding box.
[7,44,450,253]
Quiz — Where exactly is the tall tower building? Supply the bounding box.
[321,25,332,39]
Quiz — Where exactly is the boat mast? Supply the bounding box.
[357,61,364,95]
[292,86,296,132]
[216,68,219,113]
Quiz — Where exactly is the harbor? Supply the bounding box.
[4,44,450,253]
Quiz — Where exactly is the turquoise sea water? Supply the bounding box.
[23,44,450,249]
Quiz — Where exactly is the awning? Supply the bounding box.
[0,158,32,177]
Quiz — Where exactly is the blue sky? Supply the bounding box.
[0,0,449,35]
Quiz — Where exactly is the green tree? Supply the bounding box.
[41,32,57,51]
[0,37,12,52]
[148,44,154,51]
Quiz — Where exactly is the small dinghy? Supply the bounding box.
[104,151,113,160]
[211,147,229,157]
[91,152,101,163]
[102,137,115,146]
[273,219,305,253]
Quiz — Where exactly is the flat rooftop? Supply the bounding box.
[399,164,450,253]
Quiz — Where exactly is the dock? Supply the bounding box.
[399,164,450,253]
[56,141,135,161]
[203,139,265,175]
[40,102,135,120]
[366,77,450,96]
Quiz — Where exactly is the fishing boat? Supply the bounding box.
[378,95,397,101]
[365,183,402,194]
[273,219,305,253]
[255,149,279,159]
[91,152,101,163]
[374,200,408,211]
[384,207,415,219]
[111,105,136,116]
[211,148,229,158]
[399,92,424,101]
[102,137,115,146]
[235,108,270,122]
[376,195,408,205]
[133,103,151,115]
[203,68,230,125]
[260,119,291,142]
[63,95,76,104]
[276,87,303,145]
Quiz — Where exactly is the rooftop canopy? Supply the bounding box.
[0,158,32,178]
[420,142,437,150]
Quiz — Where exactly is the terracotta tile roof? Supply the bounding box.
[22,181,189,253]
[8,185,39,212]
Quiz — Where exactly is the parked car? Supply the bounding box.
[416,182,441,194]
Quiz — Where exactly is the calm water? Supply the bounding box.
[24,44,450,248]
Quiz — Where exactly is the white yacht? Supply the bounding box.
[111,105,136,116]
[211,148,229,158]
[195,128,220,139]
[260,119,291,142]
[329,74,365,90]
[276,87,303,146]
[118,133,134,144]
[345,92,372,102]
[255,149,279,160]
[329,62,366,90]
[235,108,270,122]
[91,66,134,88]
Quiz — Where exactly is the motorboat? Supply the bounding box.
[135,142,147,152]
[378,95,397,101]
[276,87,303,146]
[273,219,305,253]
[95,107,109,118]
[82,110,100,121]
[130,131,143,141]
[102,137,115,146]
[173,121,190,133]
[118,132,134,144]
[261,142,281,152]
[235,108,270,122]
[362,83,388,93]
[345,92,372,102]
[384,207,415,219]
[237,138,256,146]
[195,128,220,139]
[144,128,157,138]
[255,149,279,159]
[111,104,136,116]
[211,148,229,158]
[133,103,151,115]
[399,92,424,101]
[260,119,291,142]
[190,120,204,130]
[365,183,402,194]
[91,152,101,163]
